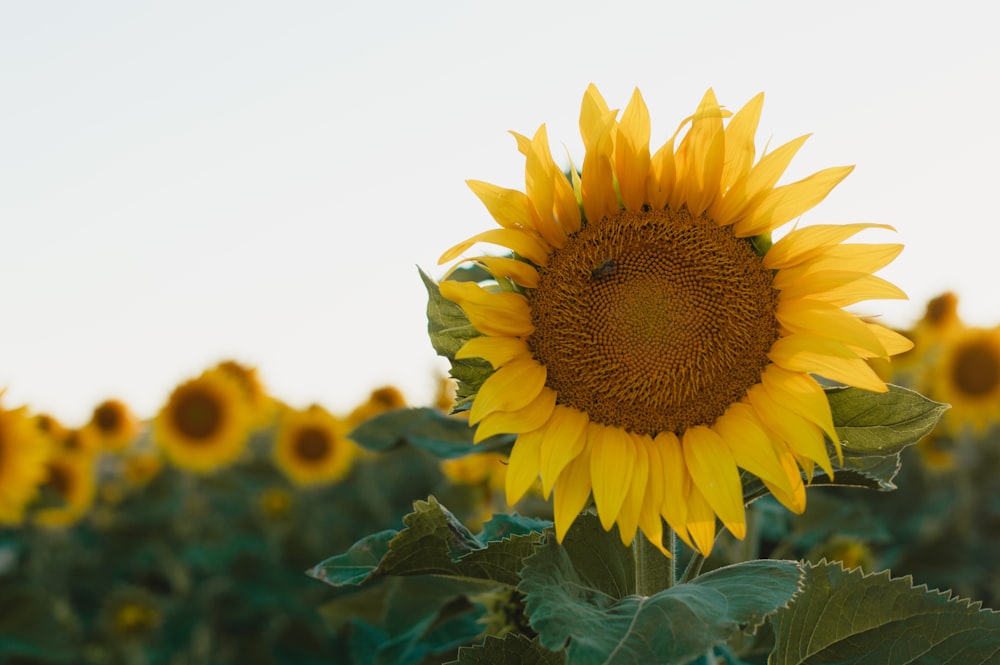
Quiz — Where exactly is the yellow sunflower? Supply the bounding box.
[930,326,1000,436]
[346,386,408,430]
[89,398,142,453]
[0,402,52,525]
[154,369,253,473]
[273,405,356,486]
[33,450,98,527]
[212,359,276,427]
[438,85,911,556]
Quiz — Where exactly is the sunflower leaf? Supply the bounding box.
[827,383,948,454]
[448,634,567,665]
[769,560,1000,664]
[420,268,493,411]
[518,523,803,665]
[348,406,514,458]
[309,497,547,589]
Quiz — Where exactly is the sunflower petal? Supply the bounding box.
[466,180,532,230]
[505,427,544,504]
[720,92,764,193]
[866,322,915,357]
[525,125,569,248]
[682,426,746,540]
[581,110,619,224]
[769,334,889,393]
[455,336,531,369]
[671,89,725,215]
[637,434,668,556]
[776,297,888,358]
[590,423,636,531]
[747,384,833,479]
[439,228,550,266]
[469,357,547,424]
[438,281,534,337]
[714,402,797,497]
[473,387,557,443]
[553,438,593,541]
[738,166,854,235]
[655,431,694,550]
[685,483,718,557]
[760,365,840,451]
[538,406,589,498]
[580,83,612,151]
[616,432,649,545]
[714,134,810,225]
[764,223,896,269]
[615,88,651,212]
[465,256,539,288]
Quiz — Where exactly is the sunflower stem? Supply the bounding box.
[634,527,674,595]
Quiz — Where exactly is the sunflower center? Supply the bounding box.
[527,207,779,436]
[94,404,122,433]
[173,391,223,441]
[46,463,71,497]
[951,341,1000,397]
[294,427,332,461]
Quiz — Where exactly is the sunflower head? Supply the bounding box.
[346,386,408,431]
[33,450,98,528]
[435,84,911,556]
[273,405,357,486]
[0,402,52,525]
[89,398,142,453]
[930,326,1000,436]
[154,369,253,474]
[212,359,275,427]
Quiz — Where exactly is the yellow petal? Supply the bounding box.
[615,88,651,212]
[720,92,764,193]
[670,89,725,216]
[589,424,636,531]
[655,431,694,550]
[579,83,611,151]
[737,166,854,236]
[473,387,557,443]
[469,357,547,424]
[760,364,840,452]
[746,384,833,479]
[439,228,550,266]
[713,134,810,226]
[805,274,909,308]
[616,432,649,545]
[581,110,619,224]
[466,256,540,288]
[438,280,535,337]
[456,336,531,369]
[637,434,668,556]
[714,402,797,497]
[553,438,593,541]
[764,223,896,269]
[787,243,904,276]
[865,322,914,357]
[768,334,888,393]
[538,406,589,498]
[646,136,677,210]
[466,180,532,230]
[685,482,718,557]
[524,125,569,248]
[682,426,746,540]
[509,131,532,156]
[505,426,544,504]
[776,297,887,358]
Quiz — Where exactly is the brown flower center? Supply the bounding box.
[294,427,332,462]
[527,207,779,436]
[172,390,223,441]
[951,340,1000,397]
[94,402,123,433]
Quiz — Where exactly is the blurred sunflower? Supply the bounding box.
[346,386,407,430]
[154,369,252,473]
[89,398,142,453]
[213,359,275,427]
[33,451,97,528]
[931,327,1000,436]
[0,402,51,525]
[439,85,911,555]
[274,405,356,486]
[100,587,162,643]
[61,426,102,458]
[33,412,69,442]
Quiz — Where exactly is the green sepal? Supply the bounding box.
[769,560,1000,664]
[309,497,550,589]
[348,407,514,458]
[420,267,493,412]
[518,514,803,665]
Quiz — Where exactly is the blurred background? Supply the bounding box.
[2,0,997,424]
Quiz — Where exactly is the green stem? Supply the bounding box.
[634,525,675,595]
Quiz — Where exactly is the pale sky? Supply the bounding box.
[2,1,997,424]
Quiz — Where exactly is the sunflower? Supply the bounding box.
[33,450,98,528]
[273,405,356,486]
[0,402,51,525]
[89,398,142,453]
[438,85,911,556]
[100,587,162,643]
[154,369,253,473]
[212,359,276,427]
[346,386,407,431]
[929,326,1000,436]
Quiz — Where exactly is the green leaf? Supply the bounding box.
[450,634,567,665]
[310,498,546,589]
[828,384,948,455]
[349,407,514,458]
[420,268,493,411]
[770,560,1000,664]
[518,526,803,665]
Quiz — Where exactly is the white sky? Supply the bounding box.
[2,1,998,424]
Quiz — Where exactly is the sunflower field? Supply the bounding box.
[4,85,1000,664]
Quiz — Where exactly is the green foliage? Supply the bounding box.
[350,406,514,458]
[420,268,493,412]
[770,561,1000,664]
[451,634,566,665]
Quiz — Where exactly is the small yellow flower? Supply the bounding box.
[439,85,911,556]
[0,402,51,525]
[101,588,162,642]
[346,386,407,430]
[930,326,1000,436]
[89,398,142,453]
[154,369,253,473]
[273,405,357,486]
[33,451,97,528]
